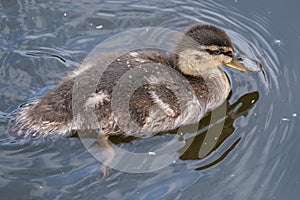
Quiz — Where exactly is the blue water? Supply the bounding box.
[1,0,300,199]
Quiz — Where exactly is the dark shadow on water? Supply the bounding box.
[181,91,259,159]
[108,91,259,170]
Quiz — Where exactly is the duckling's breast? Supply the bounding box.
[202,68,231,111]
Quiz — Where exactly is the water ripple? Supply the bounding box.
[0,0,295,199]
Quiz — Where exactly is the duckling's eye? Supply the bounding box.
[204,49,223,55]
[204,49,233,57]
[216,50,222,55]
[224,51,233,57]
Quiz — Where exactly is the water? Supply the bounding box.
[1,0,299,199]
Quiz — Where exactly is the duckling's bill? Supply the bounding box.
[225,53,262,72]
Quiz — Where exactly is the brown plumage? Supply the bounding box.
[13,24,262,138]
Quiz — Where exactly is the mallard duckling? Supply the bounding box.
[14,24,262,138]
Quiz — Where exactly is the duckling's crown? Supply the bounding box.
[175,24,233,53]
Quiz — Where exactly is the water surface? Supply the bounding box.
[0,0,299,199]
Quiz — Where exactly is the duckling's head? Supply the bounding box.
[175,24,261,76]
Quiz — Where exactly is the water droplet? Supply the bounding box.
[126,61,130,64]
[96,25,103,29]
[129,75,132,78]
[90,22,93,26]
[293,113,297,117]
[274,39,283,46]
[63,13,67,17]
[251,100,255,104]
[214,137,218,140]
[148,151,156,156]
[281,118,290,121]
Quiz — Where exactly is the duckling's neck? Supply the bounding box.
[176,49,217,77]
[175,52,231,110]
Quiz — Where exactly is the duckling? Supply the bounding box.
[14,24,262,139]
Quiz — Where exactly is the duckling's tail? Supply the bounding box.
[12,78,75,138]
[12,100,73,138]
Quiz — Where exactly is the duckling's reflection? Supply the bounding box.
[108,91,259,170]
[181,91,259,170]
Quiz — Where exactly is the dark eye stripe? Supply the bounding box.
[204,49,233,57]
[223,51,233,57]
